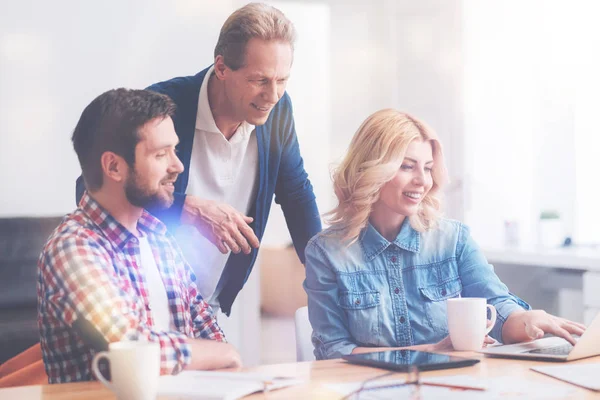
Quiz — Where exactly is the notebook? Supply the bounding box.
[531,363,600,391]
[158,371,302,400]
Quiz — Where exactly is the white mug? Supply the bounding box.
[92,341,160,400]
[447,298,497,351]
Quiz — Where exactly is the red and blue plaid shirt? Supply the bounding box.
[37,192,225,383]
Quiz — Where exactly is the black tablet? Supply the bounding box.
[342,350,480,372]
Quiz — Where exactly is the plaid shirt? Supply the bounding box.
[37,193,225,383]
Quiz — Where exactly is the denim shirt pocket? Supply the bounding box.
[338,290,381,346]
[419,278,462,336]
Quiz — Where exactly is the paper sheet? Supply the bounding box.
[532,363,600,391]
[158,371,302,400]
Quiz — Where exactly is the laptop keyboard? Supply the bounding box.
[526,343,574,355]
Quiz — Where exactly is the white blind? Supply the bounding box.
[463,0,599,246]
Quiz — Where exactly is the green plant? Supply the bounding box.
[539,210,560,220]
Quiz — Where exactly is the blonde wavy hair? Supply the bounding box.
[326,109,448,244]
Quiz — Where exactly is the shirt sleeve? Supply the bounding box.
[181,259,226,342]
[304,238,358,359]
[456,223,531,342]
[274,94,322,263]
[40,232,192,375]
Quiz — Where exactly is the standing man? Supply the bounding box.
[44,89,241,383]
[77,3,321,316]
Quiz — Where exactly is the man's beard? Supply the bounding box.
[124,169,176,210]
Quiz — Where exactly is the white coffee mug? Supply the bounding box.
[92,341,160,400]
[447,298,497,351]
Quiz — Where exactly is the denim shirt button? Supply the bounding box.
[355,299,361,305]
[441,289,447,296]
[399,316,406,323]
[391,256,397,262]
[394,287,400,294]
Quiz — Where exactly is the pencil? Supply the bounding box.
[421,381,487,391]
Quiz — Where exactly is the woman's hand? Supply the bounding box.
[503,310,586,345]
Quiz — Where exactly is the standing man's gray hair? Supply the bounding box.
[214,2,297,70]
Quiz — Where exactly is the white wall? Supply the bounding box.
[0,0,233,216]
[462,1,539,247]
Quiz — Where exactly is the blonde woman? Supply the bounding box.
[304,109,585,360]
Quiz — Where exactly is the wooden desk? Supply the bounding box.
[2,353,599,399]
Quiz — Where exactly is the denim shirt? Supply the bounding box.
[304,218,530,360]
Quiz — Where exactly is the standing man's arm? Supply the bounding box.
[274,95,322,263]
[180,196,259,255]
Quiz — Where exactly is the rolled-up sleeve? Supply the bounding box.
[456,224,531,342]
[184,266,226,342]
[304,238,358,359]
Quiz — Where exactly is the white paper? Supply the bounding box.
[158,371,302,400]
[532,363,600,391]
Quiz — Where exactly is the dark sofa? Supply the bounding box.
[0,216,62,364]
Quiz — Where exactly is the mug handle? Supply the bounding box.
[91,351,113,390]
[485,304,497,335]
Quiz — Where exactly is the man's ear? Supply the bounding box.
[213,55,228,80]
[100,151,128,183]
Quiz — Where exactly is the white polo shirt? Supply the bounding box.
[183,66,259,307]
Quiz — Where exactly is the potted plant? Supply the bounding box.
[538,210,563,248]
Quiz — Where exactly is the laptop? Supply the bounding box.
[478,312,600,361]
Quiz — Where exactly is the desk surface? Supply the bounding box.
[484,246,600,271]
[2,353,600,399]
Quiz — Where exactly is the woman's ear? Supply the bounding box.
[100,151,128,184]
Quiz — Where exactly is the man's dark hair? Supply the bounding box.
[71,88,176,191]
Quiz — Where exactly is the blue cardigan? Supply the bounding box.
[76,67,321,315]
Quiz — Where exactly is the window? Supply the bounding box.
[463,0,599,247]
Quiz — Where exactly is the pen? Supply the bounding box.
[420,381,486,391]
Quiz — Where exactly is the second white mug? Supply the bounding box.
[447,297,496,351]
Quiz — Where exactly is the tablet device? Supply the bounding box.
[342,350,480,372]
